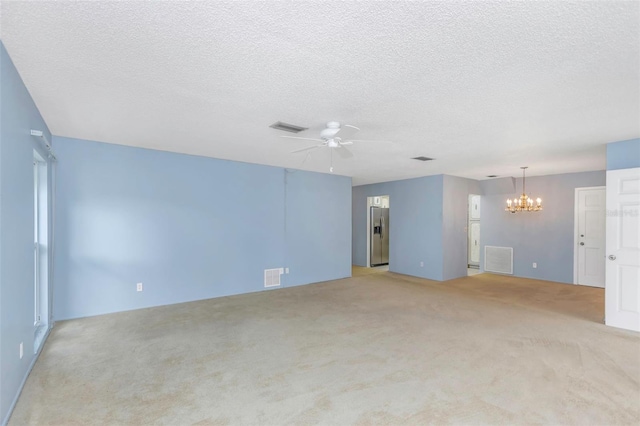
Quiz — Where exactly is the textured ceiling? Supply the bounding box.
[1,1,638,185]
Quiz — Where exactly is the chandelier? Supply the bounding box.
[505,167,542,213]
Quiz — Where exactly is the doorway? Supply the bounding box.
[467,194,481,276]
[366,195,389,269]
[574,187,606,288]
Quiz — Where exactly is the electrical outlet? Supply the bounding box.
[285,268,289,274]
[137,282,143,292]
[532,263,537,268]
[19,342,23,359]
[420,261,424,267]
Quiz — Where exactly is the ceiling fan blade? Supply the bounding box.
[281,136,324,142]
[291,144,323,154]
[336,146,353,159]
[347,139,394,144]
[334,124,360,140]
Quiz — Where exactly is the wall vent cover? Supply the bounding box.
[269,121,308,133]
[412,156,434,161]
[484,246,513,275]
[264,268,283,288]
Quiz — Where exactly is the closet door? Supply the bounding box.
[470,195,481,220]
[469,222,481,264]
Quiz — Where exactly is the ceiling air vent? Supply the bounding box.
[269,121,308,133]
[412,156,434,161]
[486,175,498,178]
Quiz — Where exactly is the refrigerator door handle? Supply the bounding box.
[381,216,384,239]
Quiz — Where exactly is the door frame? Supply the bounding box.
[573,186,605,285]
[467,194,481,268]
[366,195,389,268]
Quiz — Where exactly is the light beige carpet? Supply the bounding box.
[10,273,640,425]
[352,265,389,277]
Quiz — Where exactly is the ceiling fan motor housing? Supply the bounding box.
[321,124,341,140]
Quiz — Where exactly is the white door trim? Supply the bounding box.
[573,186,605,285]
[366,197,371,267]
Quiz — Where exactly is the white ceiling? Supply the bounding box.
[1,1,638,185]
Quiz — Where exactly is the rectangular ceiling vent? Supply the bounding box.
[269,121,308,133]
[484,246,513,275]
[264,268,283,288]
[412,156,434,161]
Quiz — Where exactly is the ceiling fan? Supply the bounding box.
[282,121,363,159]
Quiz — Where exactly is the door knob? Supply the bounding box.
[608,255,616,260]
[579,242,584,246]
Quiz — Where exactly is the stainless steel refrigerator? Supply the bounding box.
[370,207,389,266]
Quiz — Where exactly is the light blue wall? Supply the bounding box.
[0,43,53,425]
[52,137,351,320]
[352,176,444,280]
[480,171,605,283]
[442,175,483,280]
[285,170,351,285]
[606,138,640,170]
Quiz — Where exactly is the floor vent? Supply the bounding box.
[264,268,283,288]
[484,246,513,275]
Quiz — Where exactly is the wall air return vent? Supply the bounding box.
[269,122,308,133]
[484,246,513,275]
[412,156,434,161]
[264,268,283,288]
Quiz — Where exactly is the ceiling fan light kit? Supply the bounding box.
[505,167,543,213]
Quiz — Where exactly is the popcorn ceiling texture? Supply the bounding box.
[1,1,638,184]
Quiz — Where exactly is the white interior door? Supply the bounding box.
[469,222,480,264]
[605,168,640,332]
[575,187,606,287]
[467,195,481,267]
[470,195,481,220]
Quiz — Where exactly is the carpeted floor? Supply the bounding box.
[10,272,640,425]
[352,265,389,276]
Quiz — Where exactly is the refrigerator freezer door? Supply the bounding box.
[370,207,382,266]
[381,208,390,265]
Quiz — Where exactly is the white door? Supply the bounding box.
[575,187,606,287]
[470,195,481,220]
[605,168,640,332]
[469,222,480,264]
